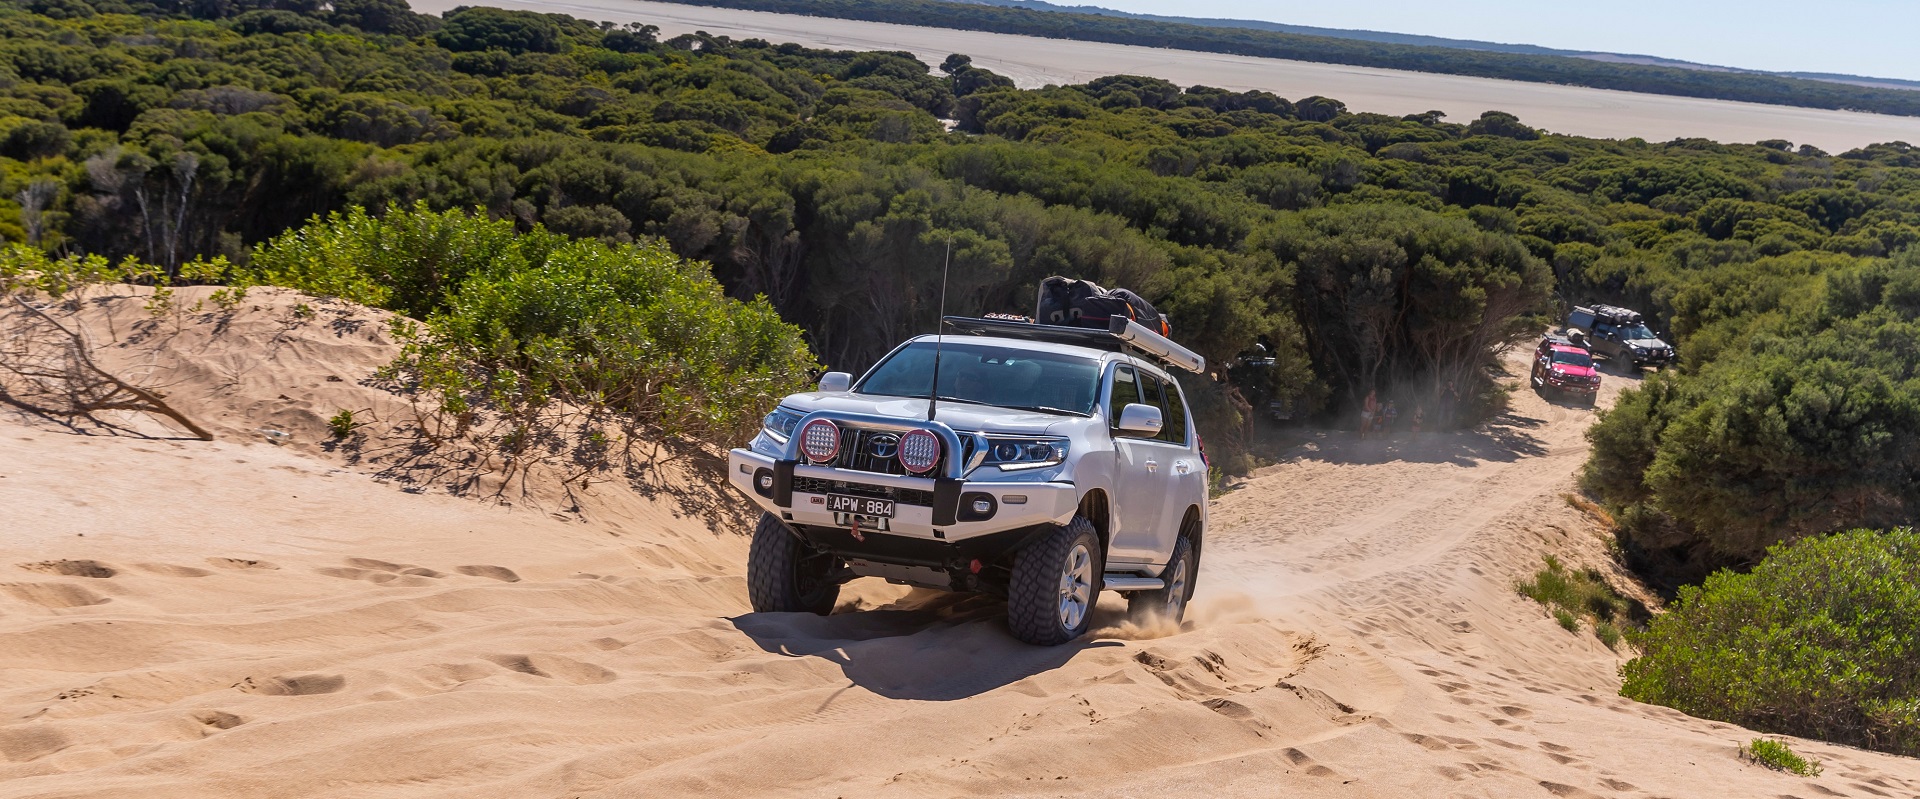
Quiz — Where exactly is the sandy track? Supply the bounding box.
[401,0,1920,151]
[3,295,1920,797]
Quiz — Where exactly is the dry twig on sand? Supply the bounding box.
[0,294,212,440]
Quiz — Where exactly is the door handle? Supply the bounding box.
[1145,459,1158,473]
[1174,460,1191,475]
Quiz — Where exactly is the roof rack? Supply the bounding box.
[941,316,1206,374]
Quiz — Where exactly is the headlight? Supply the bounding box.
[982,436,1068,471]
[761,406,803,443]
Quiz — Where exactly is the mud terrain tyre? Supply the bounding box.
[1006,516,1102,646]
[747,512,839,615]
[1127,536,1194,626]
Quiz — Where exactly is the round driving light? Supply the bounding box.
[799,419,841,463]
[757,473,774,490]
[898,429,941,474]
[971,499,993,514]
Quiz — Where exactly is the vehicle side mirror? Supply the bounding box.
[817,371,852,393]
[1117,403,1164,435]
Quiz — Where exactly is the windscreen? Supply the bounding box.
[1553,349,1594,368]
[1621,323,1657,340]
[858,341,1102,416]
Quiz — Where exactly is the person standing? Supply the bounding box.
[1439,379,1461,428]
[1360,388,1379,439]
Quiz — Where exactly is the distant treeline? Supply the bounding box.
[657,0,1920,117]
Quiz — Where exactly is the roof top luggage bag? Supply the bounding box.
[1036,276,1170,337]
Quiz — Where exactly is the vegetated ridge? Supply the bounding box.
[953,0,1920,92]
[655,0,1920,117]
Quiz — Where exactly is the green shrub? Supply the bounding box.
[248,203,543,319]
[1,245,126,298]
[328,409,358,439]
[1621,528,1920,757]
[1743,739,1821,777]
[253,204,817,450]
[410,234,817,445]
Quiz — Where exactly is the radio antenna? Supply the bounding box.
[927,236,953,422]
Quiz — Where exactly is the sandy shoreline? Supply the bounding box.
[403,0,1920,151]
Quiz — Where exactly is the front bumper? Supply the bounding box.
[1546,379,1599,394]
[727,448,1078,544]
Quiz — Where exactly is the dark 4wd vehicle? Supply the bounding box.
[1567,305,1674,370]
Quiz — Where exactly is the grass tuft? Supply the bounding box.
[1561,491,1616,527]
[1553,608,1579,632]
[1594,620,1622,650]
[1518,554,1640,647]
[1744,738,1821,776]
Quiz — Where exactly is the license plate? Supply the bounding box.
[826,494,894,518]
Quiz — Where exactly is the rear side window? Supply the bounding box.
[1108,365,1141,427]
[1159,375,1189,445]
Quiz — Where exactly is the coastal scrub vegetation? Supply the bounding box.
[1622,528,1920,759]
[251,203,816,449]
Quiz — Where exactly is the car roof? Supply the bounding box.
[1549,344,1589,355]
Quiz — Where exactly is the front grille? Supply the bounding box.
[792,476,935,507]
[815,426,972,477]
[839,428,904,475]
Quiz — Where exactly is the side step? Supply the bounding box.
[1102,574,1164,592]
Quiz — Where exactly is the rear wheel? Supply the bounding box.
[746,512,840,615]
[1127,536,1194,627]
[1006,516,1101,646]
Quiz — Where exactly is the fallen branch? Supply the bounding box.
[2,294,213,440]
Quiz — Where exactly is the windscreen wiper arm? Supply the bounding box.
[1001,404,1091,417]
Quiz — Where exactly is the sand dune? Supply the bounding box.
[401,0,1920,152]
[4,289,1920,797]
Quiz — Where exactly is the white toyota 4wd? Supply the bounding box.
[727,315,1209,645]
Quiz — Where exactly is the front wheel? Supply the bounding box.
[1006,517,1102,646]
[1128,536,1194,627]
[746,512,840,615]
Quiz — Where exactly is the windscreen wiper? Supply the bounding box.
[1001,404,1091,417]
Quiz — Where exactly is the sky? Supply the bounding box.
[1088,0,1920,81]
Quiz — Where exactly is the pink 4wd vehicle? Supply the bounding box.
[1531,338,1600,406]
